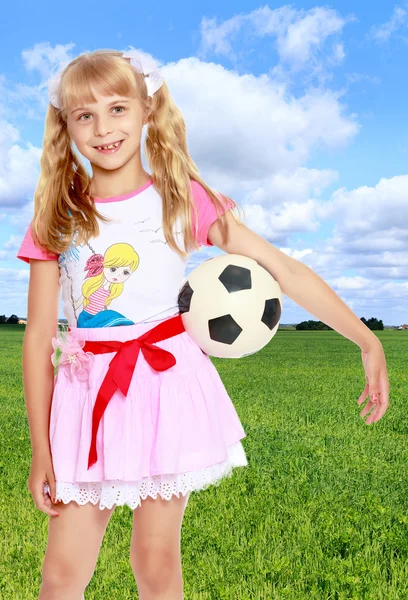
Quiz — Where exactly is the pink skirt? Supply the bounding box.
[44,315,248,510]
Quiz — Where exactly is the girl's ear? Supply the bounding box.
[143,97,153,125]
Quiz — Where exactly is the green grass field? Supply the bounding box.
[1,325,407,599]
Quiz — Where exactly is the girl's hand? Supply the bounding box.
[357,341,390,424]
[27,450,60,517]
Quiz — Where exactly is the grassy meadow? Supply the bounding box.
[1,324,408,599]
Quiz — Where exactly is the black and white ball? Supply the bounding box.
[178,253,282,358]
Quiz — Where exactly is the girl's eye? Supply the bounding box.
[78,106,126,121]
[124,270,130,276]
[110,268,116,273]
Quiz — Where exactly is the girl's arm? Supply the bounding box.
[208,211,390,424]
[208,212,378,352]
[22,259,61,455]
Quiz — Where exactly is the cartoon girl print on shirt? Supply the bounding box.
[75,242,140,328]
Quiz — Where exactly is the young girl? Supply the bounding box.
[16,48,390,599]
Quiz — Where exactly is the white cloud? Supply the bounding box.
[369,6,408,43]
[0,43,74,211]
[199,5,355,75]
[0,68,46,120]
[21,42,75,78]
[345,72,381,86]
[284,175,408,285]
[8,200,36,231]
[320,175,408,238]
[242,199,321,242]
[271,7,348,66]
[3,235,21,250]
[0,267,29,282]
[0,120,42,207]
[163,58,359,187]
[200,14,246,59]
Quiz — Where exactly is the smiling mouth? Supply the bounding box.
[94,140,124,151]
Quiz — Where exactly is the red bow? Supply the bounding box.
[84,254,104,277]
[81,314,185,469]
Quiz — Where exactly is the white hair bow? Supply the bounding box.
[41,60,71,109]
[44,49,164,109]
[122,48,164,97]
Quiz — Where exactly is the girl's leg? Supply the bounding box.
[39,500,115,600]
[130,492,191,600]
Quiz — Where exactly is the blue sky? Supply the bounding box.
[1,1,407,326]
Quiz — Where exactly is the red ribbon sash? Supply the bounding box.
[81,314,185,469]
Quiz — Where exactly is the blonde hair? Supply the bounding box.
[31,49,244,258]
[82,243,139,309]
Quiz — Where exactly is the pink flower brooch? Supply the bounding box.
[51,330,94,382]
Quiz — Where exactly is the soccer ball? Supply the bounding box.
[178,253,282,358]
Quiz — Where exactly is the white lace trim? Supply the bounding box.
[44,441,248,510]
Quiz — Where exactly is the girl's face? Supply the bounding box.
[66,88,148,170]
[103,265,133,284]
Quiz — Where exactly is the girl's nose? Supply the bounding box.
[94,117,113,138]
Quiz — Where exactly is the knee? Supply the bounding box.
[41,555,91,595]
[130,543,181,594]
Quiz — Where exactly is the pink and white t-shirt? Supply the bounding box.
[16,177,234,329]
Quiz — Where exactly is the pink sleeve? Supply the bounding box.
[190,180,235,247]
[16,222,59,264]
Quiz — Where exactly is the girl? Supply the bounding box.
[16,48,389,599]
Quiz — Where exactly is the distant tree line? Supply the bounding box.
[0,314,19,324]
[296,317,384,330]
[360,317,384,330]
[0,314,386,330]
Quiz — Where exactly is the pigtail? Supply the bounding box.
[144,82,244,257]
